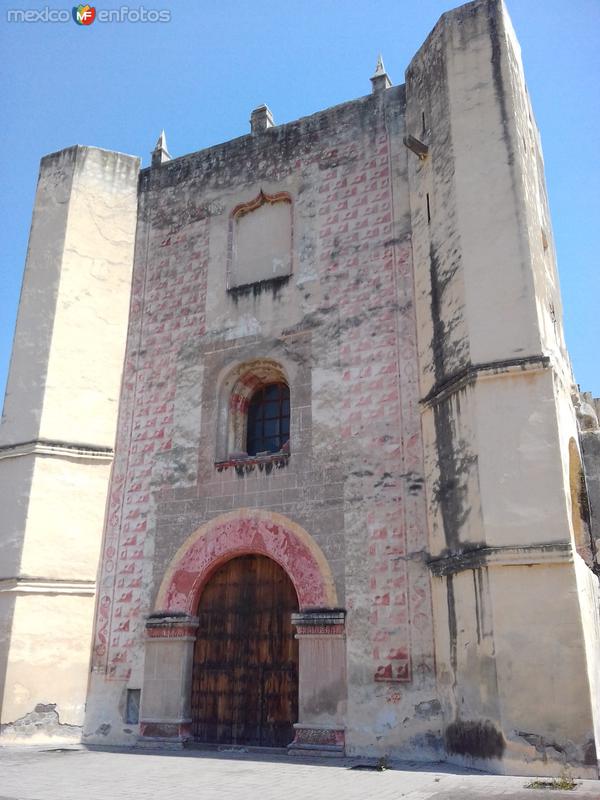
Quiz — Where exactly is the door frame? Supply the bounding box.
[190,553,299,747]
[139,509,347,754]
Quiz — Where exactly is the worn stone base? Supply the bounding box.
[288,725,345,757]
[0,703,82,745]
[135,737,187,750]
[138,721,191,745]
[288,744,345,758]
[184,741,289,756]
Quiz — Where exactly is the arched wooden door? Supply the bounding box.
[191,554,299,747]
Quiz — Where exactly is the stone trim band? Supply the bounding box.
[420,355,551,408]
[0,438,114,462]
[427,541,573,577]
[291,610,346,626]
[0,577,96,596]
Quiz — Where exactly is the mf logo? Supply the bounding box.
[72,4,96,25]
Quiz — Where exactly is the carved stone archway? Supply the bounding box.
[139,510,347,754]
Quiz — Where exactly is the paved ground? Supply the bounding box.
[0,746,599,800]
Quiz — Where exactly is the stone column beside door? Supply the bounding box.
[139,613,198,745]
[289,610,347,756]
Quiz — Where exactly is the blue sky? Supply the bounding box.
[0,0,598,404]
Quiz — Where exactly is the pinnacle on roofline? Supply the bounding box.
[371,54,392,93]
[373,54,386,77]
[151,129,171,166]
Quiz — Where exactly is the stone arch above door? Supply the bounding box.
[154,508,338,614]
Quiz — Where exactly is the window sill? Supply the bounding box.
[215,451,290,474]
[227,274,290,300]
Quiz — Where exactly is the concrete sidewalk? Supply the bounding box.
[0,746,599,800]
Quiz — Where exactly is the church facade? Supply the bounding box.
[1,0,599,778]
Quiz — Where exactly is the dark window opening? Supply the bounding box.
[247,382,290,456]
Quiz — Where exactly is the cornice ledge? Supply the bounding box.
[0,576,96,595]
[420,355,551,409]
[0,438,114,462]
[427,541,572,577]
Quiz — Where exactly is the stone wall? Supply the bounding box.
[72,0,600,777]
[84,79,438,757]
[0,146,139,742]
[406,0,599,777]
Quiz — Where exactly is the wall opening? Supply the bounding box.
[246,382,290,456]
[126,689,141,724]
[215,359,289,462]
[191,554,298,747]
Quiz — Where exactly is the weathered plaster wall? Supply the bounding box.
[0,152,72,446]
[0,147,138,447]
[499,9,569,371]
[573,552,600,766]
[76,0,599,776]
[555,383,600,767]
[19,456,112,580]
[40,149,140,445]
[0,146,139,742]
[85,86,438,756]
[0,593,96,740]
[406,0,598,777]
[0,457,35,581]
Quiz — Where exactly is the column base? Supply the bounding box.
[138,720,191,748]
[288,724,345,757]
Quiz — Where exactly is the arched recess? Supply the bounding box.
[141,510,346,752]
[215,359,289,461]
[155,508,338,614]
[568,437,595,568]
[227,190,293,290]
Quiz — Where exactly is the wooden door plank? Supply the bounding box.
[191,555,298,746]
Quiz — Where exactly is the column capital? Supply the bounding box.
[145,613,199,639]
[292,609,345,636]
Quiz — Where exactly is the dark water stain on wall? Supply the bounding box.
[446,573,458,677]
[228,275,290,302]
[445,719,505,760]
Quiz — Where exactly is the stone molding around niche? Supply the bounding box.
[227,190,293,291]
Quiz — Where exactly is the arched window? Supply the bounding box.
[246,382,290,456]
[214,360,292,466]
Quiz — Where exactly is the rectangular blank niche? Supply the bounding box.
[126,688,141,724]
[229,191,292,289]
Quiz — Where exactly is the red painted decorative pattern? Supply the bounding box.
[215,453,289,472]
[291,727,345,748]
[139,722,191,740]
[313,129,432,683]
[146,626,198,639]
[92,210,209,680]
[90,100,435,693]
[158,511,334,614]
[294,625,345,636]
